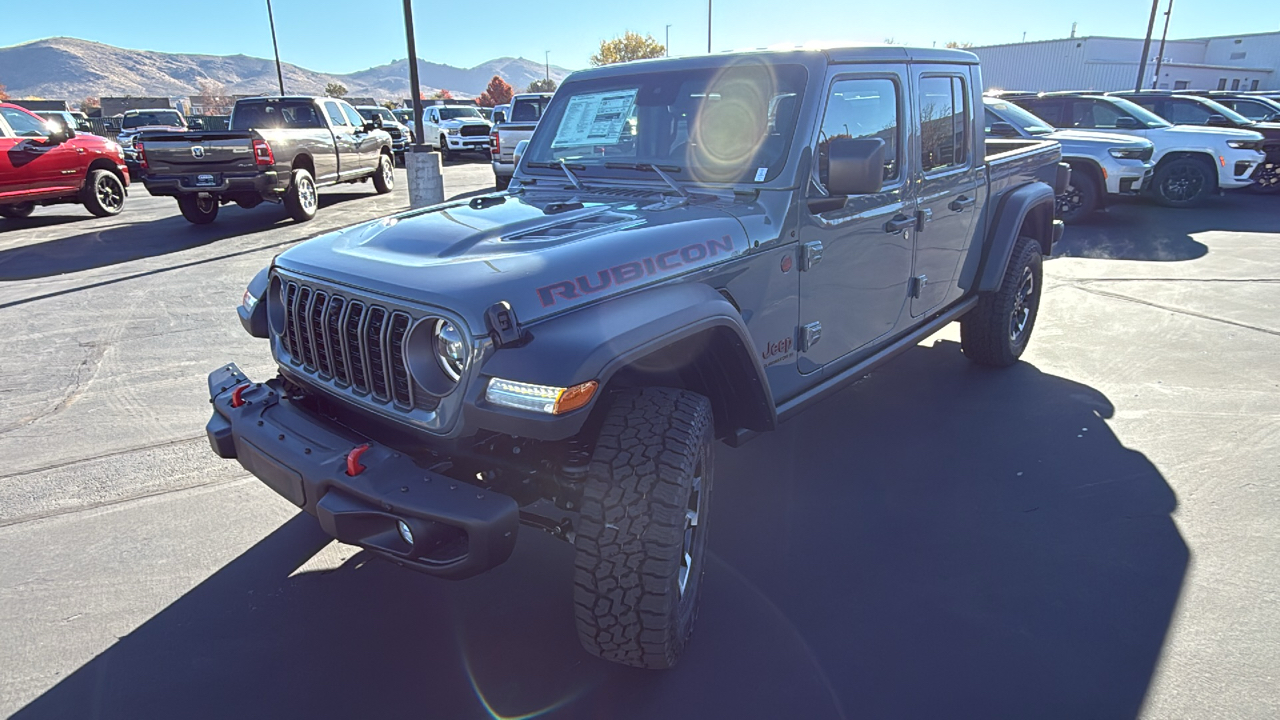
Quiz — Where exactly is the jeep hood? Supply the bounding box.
[1047,129,1150,147]
[275,193,750,333]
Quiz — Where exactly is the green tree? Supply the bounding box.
[324,82,348,98]
[476,76,514,107]
[945,41,974,49]
[590,31,665,66]
[526,78,557,93]
[380,100,399,110]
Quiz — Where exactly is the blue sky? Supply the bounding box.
[2,0,1277,73]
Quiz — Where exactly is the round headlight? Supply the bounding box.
[434,320,465,381]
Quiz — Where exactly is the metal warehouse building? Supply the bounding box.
[970,31,1280,93]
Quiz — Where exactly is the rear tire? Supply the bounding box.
[1151,157,1215,208]
[284,169,318,222]
[961,236,1043,367]
[372,153,394,194]
[0,202,35,219]
[81,169,126,217]
[177,194,218,225]
[1056,167,1098,223]
[495,175,511,191]
[573,387,715,670]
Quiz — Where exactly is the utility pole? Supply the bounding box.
[545,50,550,81]
[1136,0,1160,92]
[401,0,442,208]
[707,1,712,54]
[666,24,672,57]
[265,0,285,95]
[1152,0,1174,88]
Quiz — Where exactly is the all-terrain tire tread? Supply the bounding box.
[961,236,1042,367]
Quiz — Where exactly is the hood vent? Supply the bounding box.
[505,211,639,242]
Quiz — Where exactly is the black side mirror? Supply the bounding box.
[1205,114,1232,127]
[827,137,885,196]
[1114,116,1140,129]
[989,121,1021,137]
[363,120,380,132]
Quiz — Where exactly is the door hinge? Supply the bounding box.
[800,241,823,271]
[909,275,928,299]
[800,322,822,351]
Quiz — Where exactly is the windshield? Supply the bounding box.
[1195,98,1255,126]
[440,107,482,120]
[122,111,184,129]
[230,100,323,130]
[1106,98,1172,128]
[985,100,1053,134]
[523,62,807,185]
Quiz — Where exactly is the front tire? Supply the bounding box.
[0,202,35,219]
[373,153,394,194]
[574,387,715,670]
[81,169,126,217]
[1056,167,1098,223]
[439,135,452,162]
[1151,157,1215,208]
[961,236,1043,367]
[1248,162,1279,194]
[284,169,318,222]
[177,194,218,225]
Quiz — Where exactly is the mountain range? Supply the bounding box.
[0,37,572,104]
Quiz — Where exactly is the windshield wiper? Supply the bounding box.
[603,162,689,198]
[525,161,588,190]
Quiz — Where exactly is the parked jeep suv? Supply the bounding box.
[209,47,1065,670]
[1004,92,1265,206]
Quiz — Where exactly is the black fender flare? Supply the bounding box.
[976,182,1057,293]
[464,283,777,441]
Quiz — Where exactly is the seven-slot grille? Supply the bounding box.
[460,124,490,137]
[279,280,418,410]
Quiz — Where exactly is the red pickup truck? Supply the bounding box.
[0,103,129,220]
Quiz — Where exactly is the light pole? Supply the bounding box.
[707,1,712,53]
[1135,0,1160,92]
[666,24,671,57]
[545,50,550,81]
[265,0,285,95]
[401,0,443,207]
[1152,0,1174,89]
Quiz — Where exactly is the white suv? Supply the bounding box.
[423,105,492,160]
[1006,92,1265,207]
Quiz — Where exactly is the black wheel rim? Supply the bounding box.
[1257,163,1279,188]
[97,175,124,210]
[1161,165,1206,202]
[1056,184,1083,218]
[1009,267,1034,343]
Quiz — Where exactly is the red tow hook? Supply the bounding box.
[230,383,251,408]
[346,444,371,476]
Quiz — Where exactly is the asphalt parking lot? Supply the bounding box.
[0,164,1276,719]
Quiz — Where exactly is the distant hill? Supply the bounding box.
[0,37,572,105]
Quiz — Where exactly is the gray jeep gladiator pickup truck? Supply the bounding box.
[208,47,1066,670]
[139,96,394,225]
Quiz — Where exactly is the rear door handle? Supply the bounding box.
[949,195,976,211]
[884,215,915,233]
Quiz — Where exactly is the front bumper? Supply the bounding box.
[206,363,519,579]
[1218,151,1265,189]
[445,134,491,151]
[1104,161,1154,195]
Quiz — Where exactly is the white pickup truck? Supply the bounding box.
[489,93,552,189]
[423,105,492,161]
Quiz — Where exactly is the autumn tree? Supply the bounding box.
[590,31,665,66]
[476,76,514,107]
[0,84,9,102]
[945,41,974,49]
[196,79,234,114]
[432,89,453,100]
[324,82,348,98]
[526,78,557,93]
[81,96,100,112]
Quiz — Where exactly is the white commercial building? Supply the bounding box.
[970,31,1280,93]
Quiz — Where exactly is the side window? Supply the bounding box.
[814,77,901,189]
[1070,99,1128,129]
[0,107,50,138]
[1164,99,1213,124]
[1019,99,1064,126]
[918,75,969,173]
[324,101,347,126]
[340,103,364,128]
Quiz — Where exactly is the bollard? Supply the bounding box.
[405,145,444,209]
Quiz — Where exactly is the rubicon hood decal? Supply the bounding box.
[537,235,734,307]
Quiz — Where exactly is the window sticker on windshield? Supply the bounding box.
[551,89,638,148]
[754,167,768,182]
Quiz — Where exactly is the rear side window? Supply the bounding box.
[918,75,969,173]
[324,101,348,126]
[231,101,323,130]
[815,77,901,187]
[511,97,550,122]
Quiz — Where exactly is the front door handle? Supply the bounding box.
[884,215,915,233]
[949,195,976,212]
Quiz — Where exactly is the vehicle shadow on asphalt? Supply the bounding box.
[1056,191,1274,262]
[10,340,1187,720]
[0,192,379,282]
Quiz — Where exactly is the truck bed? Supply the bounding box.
[986,138,1063,194]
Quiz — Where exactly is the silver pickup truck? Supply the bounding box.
[490,93,552,189]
